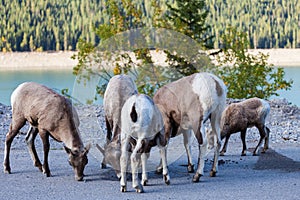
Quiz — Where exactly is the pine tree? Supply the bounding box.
[159,0,213,77]
[29,35,35,52]
[165,0,213,48]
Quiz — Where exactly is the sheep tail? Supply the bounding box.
[130,103,138,123]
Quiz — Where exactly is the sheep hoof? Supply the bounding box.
[210,170,217,177]
[261,148,268,154]
[241,153,246,156]
[44,172,52,177]
[3,168,11,174]
[163,174,170,185]
[36,165,43,172]
[135,185,144,193]
[220,151,225,156]
[252,153,258,156]
[187,164,194,173]
[120,185,127,193]
[142,179,148,186]
[156,167,163,174]
[101,163,107,169]
[42,168,51,177]
[192,172,201,182]
[3,164,11,174]
[165,180,170,185]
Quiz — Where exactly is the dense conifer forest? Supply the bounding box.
[0,0,299,52]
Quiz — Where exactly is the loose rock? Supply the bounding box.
[0,98,299,150]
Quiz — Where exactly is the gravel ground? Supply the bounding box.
[226,98,300,144]
[1,98,300,199]
[1,98,299,151]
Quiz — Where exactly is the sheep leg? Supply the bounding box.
[193,144,206,182]
[105,117,112,143]
[262,126,270,153]
[156,159,163,174]
[240,129,247,156]
[3,119,26,174]
[154,130,170,184]
[210,141,221,177]
[253,125,266,156]
[183,129,194,173]
[131,138,144,193]
[192,123,206,183]
[210,136,220,177]
[101,117,112,169]
[141,153,148,186]
[39,130,51,177]
[25,126,43,171]
[210,112,221,177]
[131,153,143,193]
[220,134,230,156]
[120,137,130,192]
[159,146,170,185]
[156,122,172,174]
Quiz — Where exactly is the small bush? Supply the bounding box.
[215,27,293,99]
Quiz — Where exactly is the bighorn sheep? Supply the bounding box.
[120,94,170,193]
[153,72,227,182]
[3,82,90,181]
[220,97,270,156]
[97,74,138,178]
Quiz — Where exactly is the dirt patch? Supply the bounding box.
[254,148,300,172]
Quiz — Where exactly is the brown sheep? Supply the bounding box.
[3,82,90,181]
[220,97,270,156]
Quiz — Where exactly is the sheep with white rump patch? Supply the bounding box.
[97,74,138,178]
[153,72,227,183]
[120,94,170,193]
[220,97,270,156]
[3,82,90,181]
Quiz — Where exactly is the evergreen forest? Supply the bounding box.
[1,0,299,52]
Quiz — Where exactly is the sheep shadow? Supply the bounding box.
[254,148,300,172]
[97,165,191,182]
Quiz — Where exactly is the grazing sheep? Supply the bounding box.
[220,97,270,156]
[153,72,227,183]
[120,94,170,193]
[97,74,138,178]
[3,82,90,181]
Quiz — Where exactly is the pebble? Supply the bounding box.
[0,98,299,150]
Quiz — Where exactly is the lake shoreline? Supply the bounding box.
[0,51,76,71]
[0,49,299,71]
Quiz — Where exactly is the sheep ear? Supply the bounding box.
[64,145,80,156]
[83,143,91,155]
[64,145,72,155]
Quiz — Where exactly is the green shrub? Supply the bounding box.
[215,27,293,99]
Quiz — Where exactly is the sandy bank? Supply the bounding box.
[0,49,299,71]
[248,49,300,67]
[0,51,77,71]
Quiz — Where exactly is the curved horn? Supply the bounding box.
[96,143,105,155]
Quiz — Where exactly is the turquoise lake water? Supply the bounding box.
[274,67,300,107]
[0,67,299,106]
[0,69,76,105]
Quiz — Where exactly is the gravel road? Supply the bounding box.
[0,98,300,200]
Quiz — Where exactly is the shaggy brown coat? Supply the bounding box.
[220,97,270,156]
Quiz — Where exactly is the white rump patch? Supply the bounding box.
[11,82,28,110]
[191,73,216,119]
